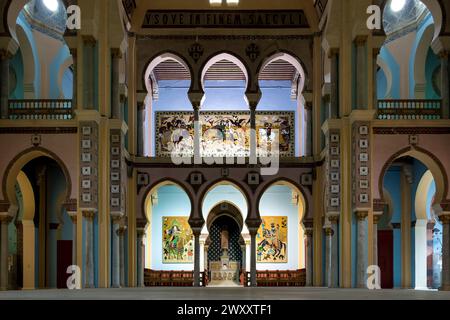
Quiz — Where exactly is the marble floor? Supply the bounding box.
[0,287,450,300]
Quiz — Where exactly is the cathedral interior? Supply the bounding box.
[0,0,450,299]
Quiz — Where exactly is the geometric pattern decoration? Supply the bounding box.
[256,216,288,263]
[325,129,341,213]
[352,122,371,208]
[162,217,194,263]
[207,218,242,264]
[155,111,295,158]
[79,121,99,208]
[110,129,125,213]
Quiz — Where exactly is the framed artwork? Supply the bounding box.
[156,112,195,157]
[162,216,194,263]
[256,112,295,157]
[256,216,288,263]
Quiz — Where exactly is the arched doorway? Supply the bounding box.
[379,155,443,289]
[205,202,244,287]
[4,154,73,290]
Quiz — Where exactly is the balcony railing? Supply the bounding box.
[377,99,442,120]
[8,100,73,120]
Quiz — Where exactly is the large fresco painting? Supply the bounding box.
[156,112,194,157]
[156,111,295,157]
[256,216,288,263]
[162,216,194,263]
[256,112,295,157]
[201,112,250,157]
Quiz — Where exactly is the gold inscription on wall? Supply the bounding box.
[142,10,309,28]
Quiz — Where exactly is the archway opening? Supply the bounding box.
[380,156,442,289]
[378,0,442,100]
[145,54,193,157]
[258,53,305,157]
[6,155,72,290]
[257,182,306,271]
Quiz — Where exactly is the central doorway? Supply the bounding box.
[205,202,245,287]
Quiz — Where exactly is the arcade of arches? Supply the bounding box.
[0,0,450,293]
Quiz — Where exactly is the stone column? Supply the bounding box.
[249,104,257,160]
[330,49,339,119]
[439,214,450,291]
[137,102,145,157]
[373,214,381,267]
[193,105,201,160]
[329,215,339,288]
[0,215,12,290]
[305,102,313,157]
[70,48,77,111]
[373,49,379,110]
[324,225,333,287]
[355,36,368,109]
[83,209,96,288]
[136,228,145,287]
[118,226,127,287]
[0,50,11,119]
[111,49,121,120]
[440,51,449,119]
[249,229,258,287]
[82,36,96,110]
[193,229,201,287]
[68,212,77,266]
[305,228,313,286]
[356,210,369,288]
[111,214,122,288]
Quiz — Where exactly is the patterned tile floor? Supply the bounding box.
[0,287,450,300]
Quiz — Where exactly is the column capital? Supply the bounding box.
[136,228,146,238]
[327,213,340,224]
[439,50,449,59]
[0,49,13,60]
[0,214,13,224]
[354,210,369,221]
[82,209,97,220]
[305,228,313,237]
[111,48,123,59]
[373,213,382,224]
[117,226,127,236]
[82,35,97,46]
[328,48,339,59]
[111,212,125,224]
[67,211,77,223]
[69,48,77,58]
[354,35,368,46]
[324,227,334,236]
[438,213,450,225]
[189,217,205,232]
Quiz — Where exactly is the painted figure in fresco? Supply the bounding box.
[257,221,287,262]
[164,221,193,261]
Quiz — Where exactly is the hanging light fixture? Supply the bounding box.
[43,0,59,12]
[209,0,239,6]
[390,0,406,13]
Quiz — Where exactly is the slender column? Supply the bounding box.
[136,228,145,287]
[68,212,77,266]
[111,215,122,288]
[0,215,13,290]
[324,225,333,287]
[83,210,96,288]
[355,37,367,109]
[70,48,77,111]
[330,49,339,119]
[111,49,121,119]
[305,228,313,286]
[372,49,379,110]
[193,229,201,287]
[193,105,201,160]
[439,214,450,291]
[137,102,145,157]
[0,50,11,119]
[250,231,258,287]
[329,215,339,288]
[305,102,312,157]
[356,211,368,288]
[440,51,449,119]
[373,214,381,267]
[82,36,96,110]
[118,226,127,287]
[249,104,257,161]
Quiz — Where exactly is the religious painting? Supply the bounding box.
[162,216,194,263]
[156,112,194,157]
[256,112,295,157]
[200,112,250,157]
[256,216,288,263]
